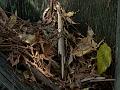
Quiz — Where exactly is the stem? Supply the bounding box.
[56,3,65,79]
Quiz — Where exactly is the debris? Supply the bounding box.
[0,1,113,89]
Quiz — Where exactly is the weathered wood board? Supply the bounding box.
[0,52,43,90]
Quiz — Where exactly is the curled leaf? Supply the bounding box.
[64,11,75,17]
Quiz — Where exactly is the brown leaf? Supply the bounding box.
[7,14,17,28]
[72,35,97,57]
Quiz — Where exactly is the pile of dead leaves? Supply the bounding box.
[0,1,114,90]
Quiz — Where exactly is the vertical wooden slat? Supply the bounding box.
[115,0,120,90]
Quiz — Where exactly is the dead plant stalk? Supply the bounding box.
[56,4,65,79]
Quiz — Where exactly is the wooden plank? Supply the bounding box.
[0,72,14,90]
[0,55,24,90]
[115,0,120,90]
[0,53,43,90]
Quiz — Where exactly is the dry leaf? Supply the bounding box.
[72,27,98,57]
[64,11,75,17]
[7,14,17,28]
[18,33,36,44]
[72,36,97,57]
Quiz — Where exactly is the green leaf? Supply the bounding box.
[97,43,112,74]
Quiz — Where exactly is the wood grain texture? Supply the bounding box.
[0,52,43,90]
[115,0,120,90]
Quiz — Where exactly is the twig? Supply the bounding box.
[90,79,115,82]
[56,3,65,79]
[81,77,115,83]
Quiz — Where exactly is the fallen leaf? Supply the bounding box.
[72,36,97,57]
[7,14,17,28]
[18,33,36,44]
[97,43,112,74]
[64,11,75,17]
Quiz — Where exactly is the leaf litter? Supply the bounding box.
[0,1,114,90]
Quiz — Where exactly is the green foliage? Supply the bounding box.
[97,43,112,74]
